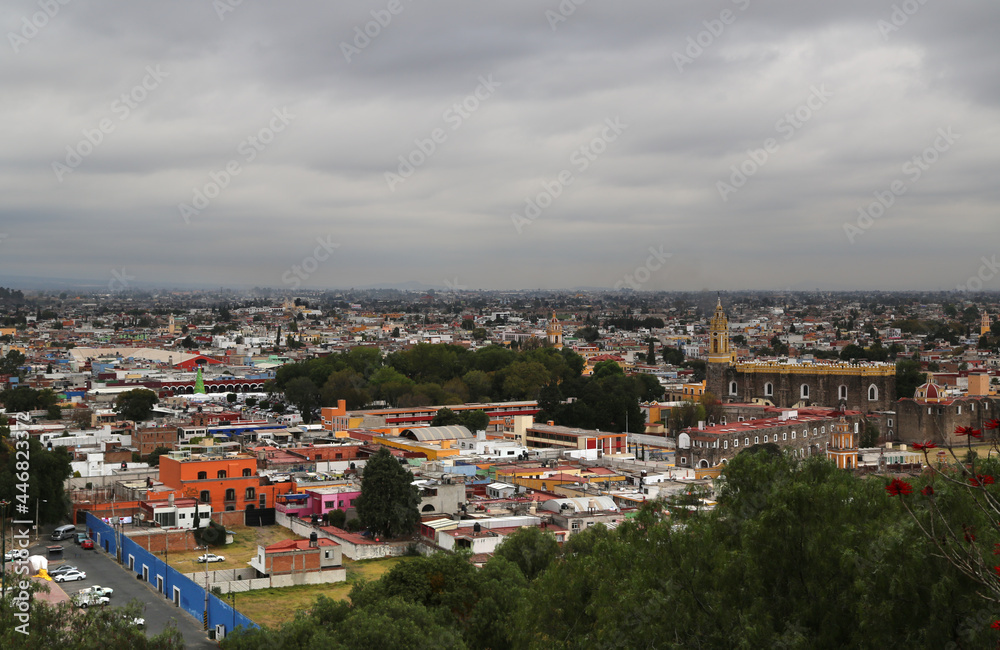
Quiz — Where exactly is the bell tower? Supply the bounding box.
[982,310,991,336]
[827,415,858,469]
[707,297,732,364]
[546,312,563,349]
[706,297,733,399]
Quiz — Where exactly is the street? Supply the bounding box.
[29,532,218,649]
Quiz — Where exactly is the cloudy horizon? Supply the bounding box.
[2,1,999,293]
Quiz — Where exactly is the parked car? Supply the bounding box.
[77,585,114,598]
[197,553,225,563]
[75,532,88,545]
[81,538,95,550]
[122,614,145,628]
[48,564,78,576]
[73,593,109,608]
[54,570,87,582]
[3,551,19,562]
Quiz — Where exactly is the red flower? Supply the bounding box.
[912,442,938,451]
[994,566,1000,577]
[993,543,1000,555]
[955,426,983,438]
[921,485,934,496]
[993,620,1000,631]
[986,419,1000,430]
[971,477,982,487]
[964,525,977,543]
[886,478,913,496]
[983,475,996,485]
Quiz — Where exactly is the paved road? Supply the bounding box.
[30,532,218,649]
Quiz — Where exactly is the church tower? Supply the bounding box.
[982,310,991,336]
[706,297,733,398]
[546,312,563,349]
[827,415,858,469]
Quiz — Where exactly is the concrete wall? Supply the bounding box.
[275,510,410,560]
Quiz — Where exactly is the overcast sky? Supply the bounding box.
[2,1,998,293]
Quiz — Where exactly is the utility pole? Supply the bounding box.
[35,498,47,543]
[1,499,9,601]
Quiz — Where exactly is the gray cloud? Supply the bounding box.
[1,0,999,291]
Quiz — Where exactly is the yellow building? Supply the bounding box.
[826,416,858,469]
[546,312,563,349]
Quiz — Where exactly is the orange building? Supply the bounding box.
[156,452,290,513]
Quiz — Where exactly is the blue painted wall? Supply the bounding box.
[86,514,257,635]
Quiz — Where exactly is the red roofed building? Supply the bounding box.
[249,534,345,586]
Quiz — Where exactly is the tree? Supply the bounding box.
[460,409,489,433]
[145,446,171,467]
[284,377,319,422]
[662,346,685,366]
[430,407,462,427]
[355,448,420,539]
[0,586,184,649]
[0,349,25,377]
[494,526,560,580]
[645,338,656,365]
[896,359,926,399]
[114,388,159,422]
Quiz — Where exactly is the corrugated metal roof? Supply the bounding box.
[400,425,474,442]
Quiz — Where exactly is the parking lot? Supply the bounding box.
[30,531,218,649]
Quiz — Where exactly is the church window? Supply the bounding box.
[838,385,847,400]
[800,384,810,399]
[729,381,737,396]
[791,431,796,439]
[813,428,818,436]
[745,438,750,446]
[763,435,768,443]
[754,436,759,444]
[782,432,786,440]
[764,382,773,397]
[868,385,878,401]
[724,440,728,449]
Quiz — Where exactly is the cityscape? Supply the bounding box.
[4,1,1000,648]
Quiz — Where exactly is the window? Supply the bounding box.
[245,487,255,500]
[738,416,744,422]
[336,453,343,460]
[813,428,818,436]
[801,384,809,399]
[744,438,749,446]
[782,432,787,440]
[197,471,207,480]
[763,435,768,443]
[200,512,209,518]
[721,418,727,425]
[724,440,728,449]
[734,438,739,447]
[217,470,227,479]
[821,426,826,434]
[956,406,962,415]
[868,385,878,401]
[242,468,252,477]
[888,418,893,427]
[178,513,186,519]
[225,488,236,501]
[729,381,737,396]
[764,382,773,397]
[754,436,759,444]
[838,385,847,400]
[792,431,796,439]
[259,494,266,507]
[200,491,210,503]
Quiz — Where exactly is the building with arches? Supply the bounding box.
[705,300,895,412]
[676,408,865,470]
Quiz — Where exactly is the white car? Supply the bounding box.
[197,553,225,563]
[77,585,114,598]
[54,570,87,582]
[74,594,109,608]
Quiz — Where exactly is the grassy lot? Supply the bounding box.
[234,556,415,629]
[169,524,302,574]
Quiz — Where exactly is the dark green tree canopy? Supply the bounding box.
[356,448,420,539]
[113,388,159,422]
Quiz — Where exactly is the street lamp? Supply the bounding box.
[1,499,10,601]
[35,498,47,543]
